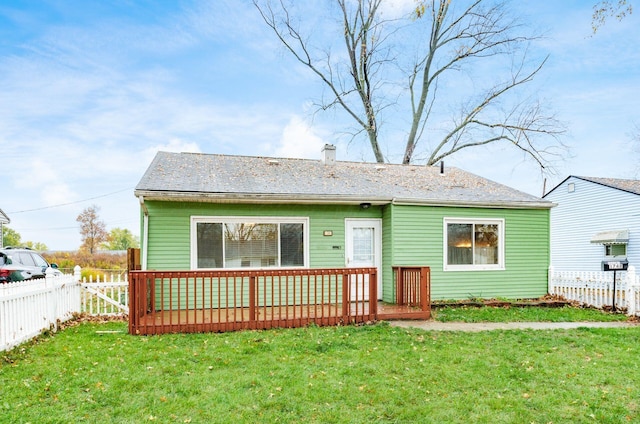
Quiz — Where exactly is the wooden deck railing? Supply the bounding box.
[386,266,431,320]
[129,268,378,335]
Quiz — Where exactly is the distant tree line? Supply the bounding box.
[1,227,48,250]
[2,204,138,253]
[42,250,128,279]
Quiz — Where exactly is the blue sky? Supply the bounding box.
[1,0,639,251]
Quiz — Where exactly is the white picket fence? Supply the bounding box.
[0,266,129,352]
[549,265,640,316]
[80,272,129,316]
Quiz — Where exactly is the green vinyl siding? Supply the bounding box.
[143,201,382,271]
[381,204,395,303]
[385,204,550,300]
[142,200,549,301]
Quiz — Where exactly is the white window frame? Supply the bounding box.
[443,217,505,272]
[190,216,309,270]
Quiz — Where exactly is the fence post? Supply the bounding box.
[74,265,82,283]
[548,265,555,295]
[73,265,82,315]
[627,266,637,316]
[45,268,58,331]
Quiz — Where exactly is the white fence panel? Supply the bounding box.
[549,265,640,316]
[0,266,131,352]
[81,273,129,316]
[0,272,81,352]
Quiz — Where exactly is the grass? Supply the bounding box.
[432,305,631,323]
[1,312,638,423]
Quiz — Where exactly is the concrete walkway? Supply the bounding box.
[388,320,639,332]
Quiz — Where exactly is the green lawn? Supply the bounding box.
[1,311,638,423]
[432,304,630,323]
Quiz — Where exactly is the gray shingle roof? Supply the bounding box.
[135,151,552,208]
[575,176,640,196]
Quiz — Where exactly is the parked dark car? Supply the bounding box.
[0,247,61,283]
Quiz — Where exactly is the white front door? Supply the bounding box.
[345,219,382,300]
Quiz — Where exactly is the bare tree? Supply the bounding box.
[255,0,566,171]
[592,1,633,33]
[77,205,108,254]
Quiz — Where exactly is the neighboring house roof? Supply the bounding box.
[0,208,9,224]
[135,151,553,209]
[545,175,640,197]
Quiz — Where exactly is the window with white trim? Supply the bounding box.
[191,217,308,269]
[444,218,504,271]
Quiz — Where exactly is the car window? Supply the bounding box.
[17,252,36,266]
[0,254,5,265]
[32,253,48,268]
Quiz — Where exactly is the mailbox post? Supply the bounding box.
[601,259,629,312]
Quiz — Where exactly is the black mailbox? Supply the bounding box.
[602,259,629,271]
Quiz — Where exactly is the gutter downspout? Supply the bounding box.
[138,195,149,271]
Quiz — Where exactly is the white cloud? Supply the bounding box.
[272,116,327,159]
[9,157,78,206]
[378,0,416,18]
[40,182,77,209]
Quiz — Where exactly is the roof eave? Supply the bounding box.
[391,197,555,209]
[0,208,9,224]
[135,190,555,209]
[134,190,391,205]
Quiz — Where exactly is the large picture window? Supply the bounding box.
[444,218,504,271]
[191,217,308,269]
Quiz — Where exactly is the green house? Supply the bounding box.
[135,146,553,301]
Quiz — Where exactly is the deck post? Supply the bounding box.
[421,267,430,318]
[148,275,154,315]
[249,275,256,327]
[369,269,378,319]
[342,272,349,322]
[395,266,404,305]
[128,272,136,334]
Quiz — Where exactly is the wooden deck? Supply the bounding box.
[132,302,428,334]
[129,267,430,335]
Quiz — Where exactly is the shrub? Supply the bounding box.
[42,251,127,274]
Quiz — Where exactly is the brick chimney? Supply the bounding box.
[322,144,336,165]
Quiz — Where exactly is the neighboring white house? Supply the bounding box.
[543,176,640,271]
[0,208,9,249]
